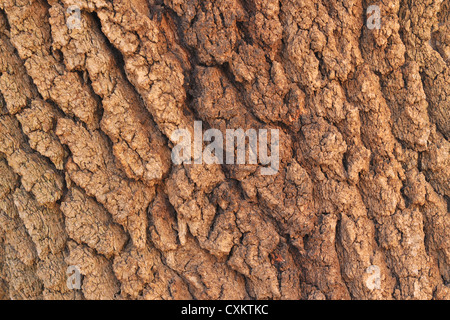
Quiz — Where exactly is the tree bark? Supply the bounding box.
[0,0,449,300]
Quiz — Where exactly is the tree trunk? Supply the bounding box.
[0,0,449,300]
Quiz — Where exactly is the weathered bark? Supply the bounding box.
[0,0,449,300]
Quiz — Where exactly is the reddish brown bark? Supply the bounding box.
[0,0,448,300]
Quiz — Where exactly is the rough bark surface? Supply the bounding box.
[0,0,449,300]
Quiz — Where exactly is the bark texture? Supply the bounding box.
[0,0,449,300]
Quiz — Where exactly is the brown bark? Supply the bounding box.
[0,0,449,300]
